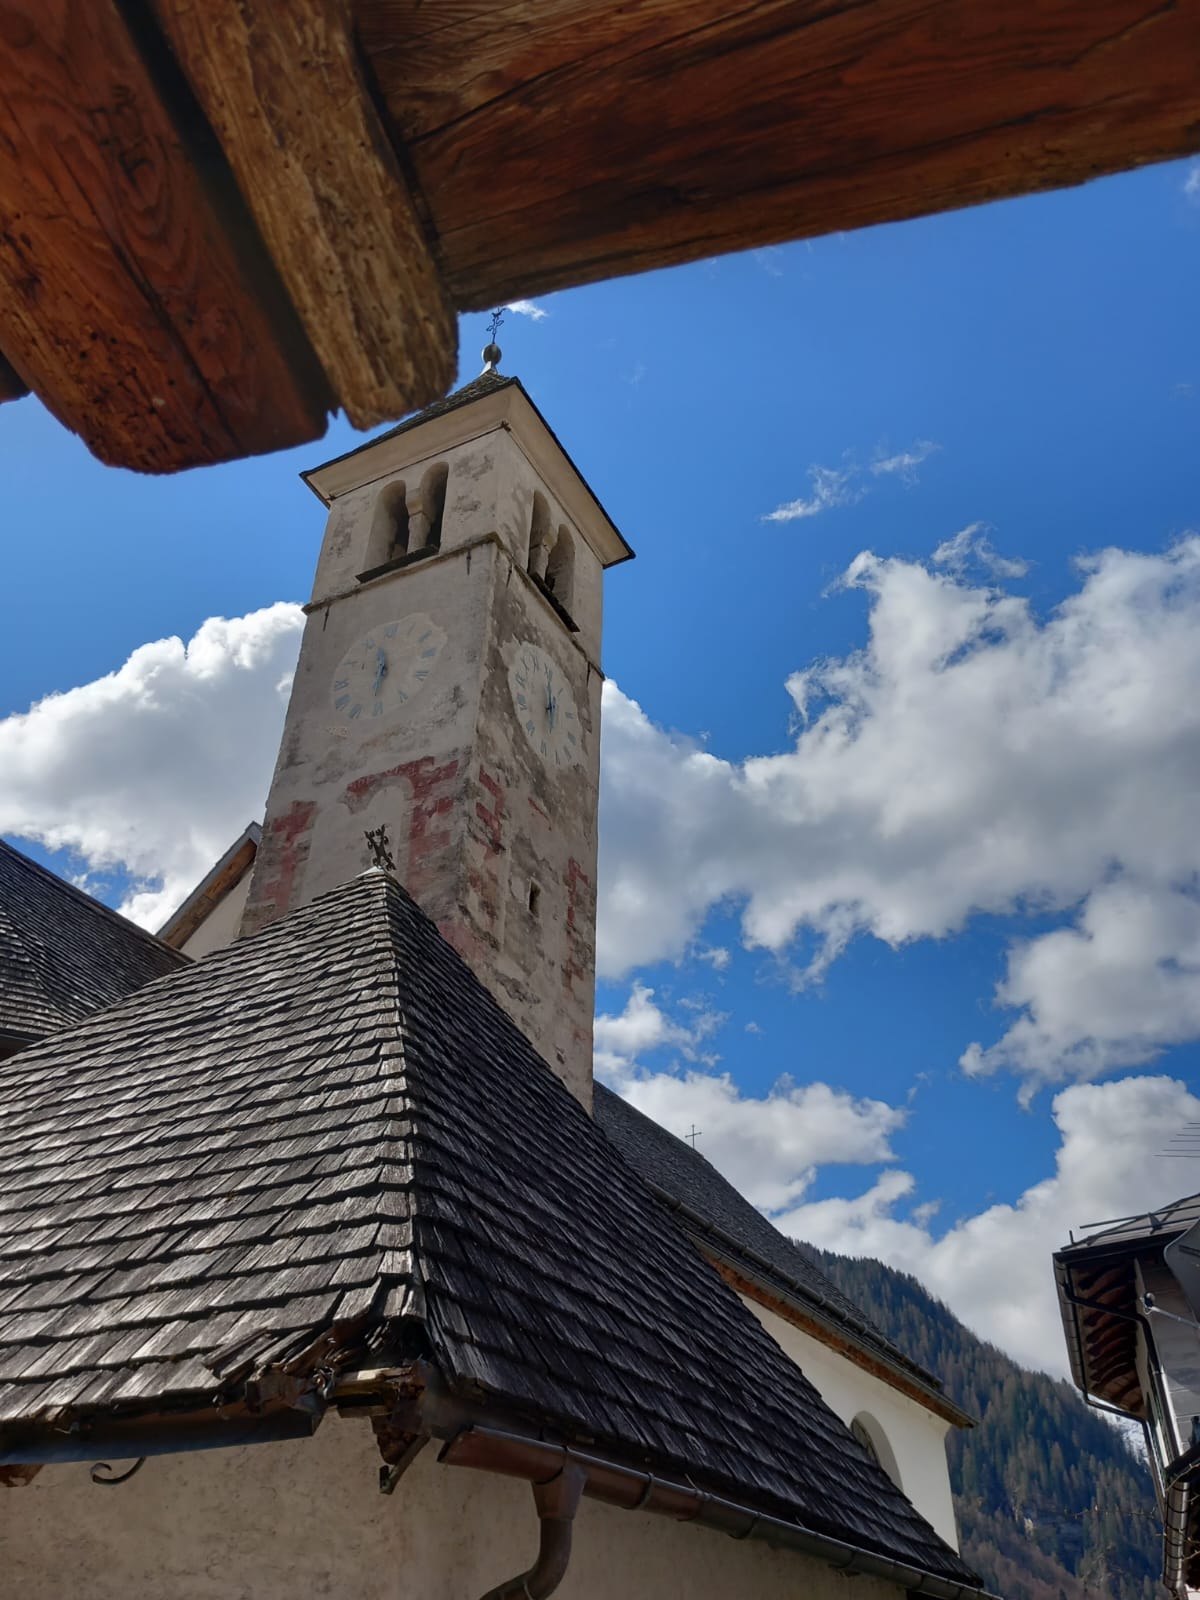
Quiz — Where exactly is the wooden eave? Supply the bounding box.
[1,0,1199,474]
[1055,1242,1151,1417]
[157,823,260,950]
[710,1253,974,1431]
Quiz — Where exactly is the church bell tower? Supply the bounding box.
[242,344,633,1105]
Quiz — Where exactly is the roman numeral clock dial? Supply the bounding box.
[508,642,582,772]
[330,613,446,722]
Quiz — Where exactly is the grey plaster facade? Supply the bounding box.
[243,389,618,1104]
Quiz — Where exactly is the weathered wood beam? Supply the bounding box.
[0,0,332,472]
[0,352,28,404]
[148,0,456,431]
[362,0,1200,306]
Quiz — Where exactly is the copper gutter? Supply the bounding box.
[0,1400,320,1466]
[443,1423,998,1600]
[478,1461,586,1600]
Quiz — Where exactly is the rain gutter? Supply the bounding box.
[441,1422,999,1600]
[1163,1442,1200,1597]
[0,1399,322,1466]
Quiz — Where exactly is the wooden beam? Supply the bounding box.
[359,0,1200,306]
[0,351,28,404]
[148,0,456,430]
[0,0,332,472]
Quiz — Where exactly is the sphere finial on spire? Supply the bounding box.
[482,307,504,372]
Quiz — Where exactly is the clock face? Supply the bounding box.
[330,613,445,722]
[508,642,582,771]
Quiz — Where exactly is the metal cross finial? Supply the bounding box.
[482,308,505,373]
[364,826,395,873]
[684,1125,702,1149]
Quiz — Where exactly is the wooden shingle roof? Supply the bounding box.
[0,840,186,1049]
[594,1084,972,1427]
[0,870,976,1588]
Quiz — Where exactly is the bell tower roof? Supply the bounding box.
[301,368,634,571]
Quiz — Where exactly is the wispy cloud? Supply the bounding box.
[933,520,1029,579]
[752,247,785,278]
[764,437,941,522]
[763,465,860,522]
[504,299,548,322]
[871,439,940,483]
[1184,163,1200,206]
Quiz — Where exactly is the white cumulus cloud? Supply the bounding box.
[8,535,1200,1096]
[504,299,549,322]
[777,1073,1200,1375]
[595,984,904,1213]
[599,537,1200,1091]
[0,604,304,928]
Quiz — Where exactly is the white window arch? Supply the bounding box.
[850,1412,903,1491]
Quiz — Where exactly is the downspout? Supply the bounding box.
[445,1424,997,1600]
[479,1461,587,1600]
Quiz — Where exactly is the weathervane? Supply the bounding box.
[364,826,395,873]
[482,308,504,373]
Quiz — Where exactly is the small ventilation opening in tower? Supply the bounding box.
[528,882,541,916]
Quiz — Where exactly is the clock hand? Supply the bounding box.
[372,647,388,698]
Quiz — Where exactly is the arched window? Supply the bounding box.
[545,524,576,616]
[850,1413,903,1491]
[411,461,449,553]
[366,480,409,570]
[528,491,552,581]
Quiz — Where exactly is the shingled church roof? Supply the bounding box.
[0,870,977,1587]
[0,840,186,1049]
[594,1084,969,1423]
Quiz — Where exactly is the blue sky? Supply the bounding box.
[3,156,1200,1370]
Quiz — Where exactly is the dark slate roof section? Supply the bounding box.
[0,873,977,1588]
[0,839,187,1046]
[593,1084,955,1404]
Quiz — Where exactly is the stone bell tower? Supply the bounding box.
[242,344,633,1104]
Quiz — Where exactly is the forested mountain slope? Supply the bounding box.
[806,1249,1163,1600]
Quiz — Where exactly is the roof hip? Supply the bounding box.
[0,870,979,1590]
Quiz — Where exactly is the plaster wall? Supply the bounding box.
[244,535,601,1103]
[741,1296,960,1550]
[310,425,604,663]
[180,870,251,960]
[2,1416,905,1600]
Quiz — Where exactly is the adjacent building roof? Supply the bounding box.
[0,871,977,1589]
[0,840,187,1049]
[1055,1194,1200,1418]
[595,1085,971,1428]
